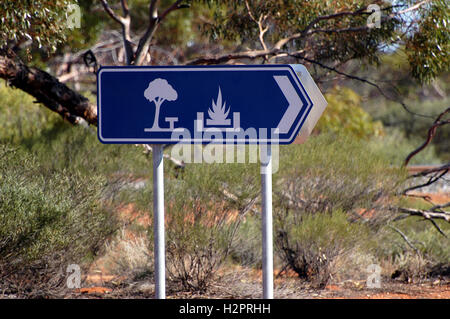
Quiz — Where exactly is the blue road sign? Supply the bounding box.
[97,65,326,144]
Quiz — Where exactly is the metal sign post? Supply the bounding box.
[261,144,273,299]
[152,144,165,299]
[98,64,327,299]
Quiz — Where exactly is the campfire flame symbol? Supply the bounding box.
[207,87,231,125]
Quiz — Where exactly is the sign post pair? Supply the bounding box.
[98,64,327,299]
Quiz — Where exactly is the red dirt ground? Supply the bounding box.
[77,194,449,299]
[325,284,450,299]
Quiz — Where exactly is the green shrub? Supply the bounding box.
[0,83,151,178]
[375,217,450,280]
[0,83,60,144]
[275,133,404,218]
[230,214,262,268]
[163,162,259,291]
[368,97,450,163]
[368,129,442,165]
[276,210,372,287]
[0,145,117,296]
[273,133,405,286]
[314,86,384,139]
[127,158,259,292]
[22,124,151,178]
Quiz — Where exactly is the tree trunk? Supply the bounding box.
[0,48,97,126]
[152,101,162,129]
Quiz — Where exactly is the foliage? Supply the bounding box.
[0,80,445,292]
[0,0,75,52]
[406,0,450,83]
[273,133,405,285]
[194,0,449,83]
[126,158,259,292]
[60,0,209,55]
[369,97,450,162]
[376,215,450,281]
[4,0,447,85]
[315,86,384,139]
[347,49,449,162]
[275,133,404,218]
[368,130,442,165]
[103,229,153,279]
[276,210,372,287]
[130,0,203,46]
[0,83,61,143]
[230,214,262,268]
[0,0,449,294]
[163,162,258,291]
[22,123,151,179]
[163,198,240,291]
[62,0,105,52]
[0,144,117,295]
[196,0,398,62]
[0,84,151,177]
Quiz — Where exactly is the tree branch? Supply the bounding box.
[407,165,449,185]
[430,202,450,212]
[396,207,450,223]
[405,107,450,166]
[0,49,97,126]
[244,0,269,53]
[99,0,125,25]
[288,53,433,119]
[159,0,186,21]
[296,7,368,39]
[188,2,430,74]
[99,0,133,65]
[186,48,280,65]
[120,0,130,16]
[133,0,187,66]
[271,5,403,50]
[396,0,431,15]
[388,225,421,254]
[120,0,133,65]
[428,218,448,238]
[186,3,434,120]
[402,169,448,194]
[134,0,160,66]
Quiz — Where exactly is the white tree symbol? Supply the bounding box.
[144,78,178,129]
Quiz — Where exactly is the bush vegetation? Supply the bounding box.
[366,96,450,163]
[376,214,450,281]
[315,86,384,139]
[272,134,405,286]
[0,145,117,296]
[0,84,448,295]
[276,210,373,287]
[126,159,259,291]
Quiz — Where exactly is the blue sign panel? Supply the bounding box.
[97,65,314,144]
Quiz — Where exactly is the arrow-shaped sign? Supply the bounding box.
[98,65,326,144]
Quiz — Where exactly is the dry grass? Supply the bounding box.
[91,228,153,280]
